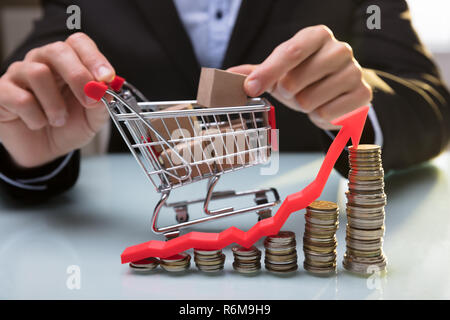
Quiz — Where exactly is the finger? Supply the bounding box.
[226,64,256,76]
[26,41,96,107]
[244,25,334,96]
[0,105,16,122]
[66,32,115,82]
[275,41,353,101]
[0,80,47,130]
[12,62,69,127]
[293,61,362,113]
[308,82,372,129]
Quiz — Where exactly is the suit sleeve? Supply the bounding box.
[322,0,450,177]
[0,145,80,200]
[0,0,81,199]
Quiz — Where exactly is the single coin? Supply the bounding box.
[160,253,191,272]
[307,200,338,212]
[266,231,296,241]
[161,253,189,263]
[265,252,298,262]
[194,249,222,255]
[129,257,159,271]
[232,245,259,255]
[349,144,381,152]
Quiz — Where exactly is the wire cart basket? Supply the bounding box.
[84,76,280,240]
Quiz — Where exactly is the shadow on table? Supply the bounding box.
[0,189,76,209]
[383,162,441,231]
[385,162,440,194]
[0,160,442,246]
[0,191,115,230]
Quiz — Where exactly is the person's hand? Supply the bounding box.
[228,25,372,130]
[0,32,114,168]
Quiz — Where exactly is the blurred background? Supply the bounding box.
[1,0,449,81]
[1,0,449,154]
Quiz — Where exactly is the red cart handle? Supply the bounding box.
[110,75,125,92]
[84,75,126,101]
[268,105,278,151]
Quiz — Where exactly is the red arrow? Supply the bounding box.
[121,106,370,263]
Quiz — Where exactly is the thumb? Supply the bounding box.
[227,64,259,96]
[85,100,109,133]
[227,64,256,76]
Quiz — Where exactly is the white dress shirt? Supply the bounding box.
[173,0,242,68]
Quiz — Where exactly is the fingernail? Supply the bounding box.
[309,112,327,125]
[246,79,261,96]
[96,65,113,81]
[276,83,293,100]
[308,112,319,122]
[52,113,67,127]
[294,101,306,112]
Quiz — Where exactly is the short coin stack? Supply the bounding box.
[264,231,298,273]
[303,200,339,275]
[344,144,387,274]
[194,249,226,272]
[232,245,262,274]
[129,257,159,272]
[160,252,191,272]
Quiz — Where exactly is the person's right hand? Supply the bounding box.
[0,32,115,168]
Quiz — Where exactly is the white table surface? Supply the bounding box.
[1,152,449,300]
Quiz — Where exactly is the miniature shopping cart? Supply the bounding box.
[84,76,280,240]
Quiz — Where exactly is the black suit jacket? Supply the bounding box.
[1,0,450,199]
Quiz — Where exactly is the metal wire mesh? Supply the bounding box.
[108,97,273,192]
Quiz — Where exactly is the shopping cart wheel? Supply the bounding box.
[174,205,189,223]
[254,191,272,221]
[257,209,272,221]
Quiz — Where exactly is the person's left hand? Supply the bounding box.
[228,25,372,130]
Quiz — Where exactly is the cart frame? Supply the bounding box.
[85,77,280,239]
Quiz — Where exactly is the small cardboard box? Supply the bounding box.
[147,104,200,155]
[204,119,257,171]
[196,68,248,108]
[159,138,215,184]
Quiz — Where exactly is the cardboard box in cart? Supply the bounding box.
[155,68,272,184]
[158,119,271,184]
[147,103,200,155]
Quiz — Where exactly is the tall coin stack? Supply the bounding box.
[344,144,387,274]
[160,253,191,272]
[303,201,339,275]
[194,249,226,272]
[264,231,298,274]
[232,245,262,274]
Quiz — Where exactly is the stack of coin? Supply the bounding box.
[160,252,191,272]
[232,245,262,274]
[303,200,339,275]
[194,249,226,272]
[129,257,159,272]
[264,231,298,273]
[344,144,387,275]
